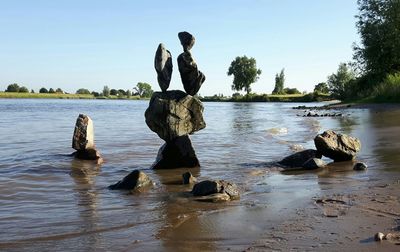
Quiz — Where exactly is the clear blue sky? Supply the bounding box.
[0,0,359,95]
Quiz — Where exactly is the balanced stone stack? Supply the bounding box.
[145,31,206,169]
[72,114,102,162]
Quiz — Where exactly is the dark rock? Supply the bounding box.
[145,90,206,141]
[302,158,326,169]
[177,51,206,96]
[314,130,361,161]
[191,180,240,201]
[72,114,94,151]
[192,180,220,196]
[152,135,200,169]
[154,43,173,92]
[353,162,367,171]
[182,172,197,184]
[109,170,152,191]
[178,31,195,51]
[279,149,322,168]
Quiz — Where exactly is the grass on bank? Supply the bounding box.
[200,92,332,102]
[0,92,141,100]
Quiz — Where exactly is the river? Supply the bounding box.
[0,99,399,251]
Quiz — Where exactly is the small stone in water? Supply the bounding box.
[353,162,368,171]
[375,232,384,241]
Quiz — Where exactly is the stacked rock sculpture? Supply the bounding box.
[145,31,206,169]
[72,114,102,163]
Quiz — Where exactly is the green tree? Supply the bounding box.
[56,88,63,93]
[327,63,355,99]
[39,87,48,93]
[76,88,91,95]
[49,88,56,93]
[31,89,35,93]
[134,82,154,98]
[110,89,118,96]
[102,85,110,97]
[126,89,131,98]
[227,56,262,94]
[91,91,100,97]
[314,82,329,94]
[5,83,20,92]
[283,87,300,94]
[353,0,400,79]
[18,86,29,93]
[272,69,285,94]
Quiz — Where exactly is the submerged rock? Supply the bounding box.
[177,51,206,96]
[192,180,219,196]
[72,114,94,151]
[279,149,322,168]
[154,43,173,92]
[353,162,368,171]
[145,90,205,141]
[314,130,361,162]
[109,170,152,191]
[182,172,197,184]
[152,135,200,169]
[74,149,102,161]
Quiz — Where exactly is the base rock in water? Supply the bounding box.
[314,130,361,162]
[191,180,240,201]
[109,170,152,191]
[279,149,322,168]
[145,90,205,141]
[152,135,199,169]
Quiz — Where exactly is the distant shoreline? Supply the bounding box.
[0,92,143,100]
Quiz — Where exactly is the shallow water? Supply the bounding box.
[0,99,399,251]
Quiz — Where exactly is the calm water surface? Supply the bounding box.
[0,99,399,251]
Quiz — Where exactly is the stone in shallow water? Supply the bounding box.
[152,135,200,169]
[178,31,195,51]
[145,90,205,141]
[177,51,205,96]
[302,158,326,169]
[109,170,152,191]
[182,172,197,184]
[353,162,367,171]
[154,43,173,92]
[314,130,361,162]
[279,149,322,168]
[191,180,240,201]
[72,114,94,151]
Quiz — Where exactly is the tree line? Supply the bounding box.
[4,82,154,98]
[227,0,400,102]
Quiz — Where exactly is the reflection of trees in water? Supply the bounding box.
[336,116,359,135]
[367,109,400,171]
[231,103,255,135]
[70,159,101,250]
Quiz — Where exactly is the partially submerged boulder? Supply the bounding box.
[314,130,361,162]
[152,135,200,169]
[191,180,240,202]
[72,114,94,150]
[109,170,153,191]
[145,90,206,141]
[279,149,322,168]
[72,114,102,162]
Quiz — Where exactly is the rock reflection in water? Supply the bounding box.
[70,159,101,250]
